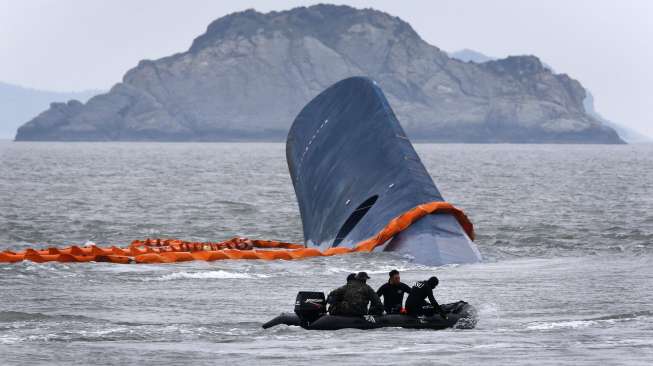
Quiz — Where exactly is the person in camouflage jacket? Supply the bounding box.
[327,272,384,316]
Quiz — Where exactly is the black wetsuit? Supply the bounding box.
[376,282,411,314]
[405,280,444,317]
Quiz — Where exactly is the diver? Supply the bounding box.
[376,269,412,314]
[327,272,384,316]
[405,276,447,319]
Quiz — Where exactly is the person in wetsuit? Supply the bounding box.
[376,269,411,314]
[327,272,384,316]
[405,276,447,318]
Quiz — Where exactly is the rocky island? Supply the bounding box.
[15,4,623,143]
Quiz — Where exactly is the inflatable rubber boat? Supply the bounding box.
[262,291,477,331]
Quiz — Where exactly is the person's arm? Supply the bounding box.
[376,283,386,298]
[427,289,446,318]
[401,283,411,294]
[368,285,385,314]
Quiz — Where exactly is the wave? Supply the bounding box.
[526,311,652,330]
[324,265,433,275]
[0,311,52,322]
[527,319,602,330]
[153,270,271,281]
[0,311,95,323]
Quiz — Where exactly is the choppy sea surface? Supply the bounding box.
[0,142,652,365]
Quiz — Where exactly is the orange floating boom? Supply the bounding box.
[0,201,473,264]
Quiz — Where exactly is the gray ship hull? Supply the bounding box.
[286,77,481,265]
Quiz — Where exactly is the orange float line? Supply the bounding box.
[95,255,132,264]
[190,251,228,261]
[111,246,130,256]
[24,251,59,263]
[0,201,473,264]
[323,247,354,256]
[134,253,174,264]
[58,254,96,262]
[250,240,304,250]
[288,248,324,259]
[253,250,294,260]
[0,252,24,263]
[160,252,195,262]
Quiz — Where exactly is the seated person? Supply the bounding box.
[376,269,411,314]
[405,276,447,319]
[327,272,383,316]
[326,273,355,314]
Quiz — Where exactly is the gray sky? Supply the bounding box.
[1,0,651,137]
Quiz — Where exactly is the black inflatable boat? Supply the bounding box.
[262,292,477,331]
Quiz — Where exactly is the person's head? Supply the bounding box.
[427,276,439,289]
[346,273,356,283]
[355,271,370,283]
[389,269,400,284]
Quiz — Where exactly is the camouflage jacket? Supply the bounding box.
[327,280,383,316]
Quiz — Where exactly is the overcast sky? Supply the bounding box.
[1,0,651,137]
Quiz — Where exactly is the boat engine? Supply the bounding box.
[294,291,326,324]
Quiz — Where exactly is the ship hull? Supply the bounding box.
[286,77,481,265]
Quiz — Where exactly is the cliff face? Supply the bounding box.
[16,4,623,143]
[0,82,100,139]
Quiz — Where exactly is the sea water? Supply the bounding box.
[1,142,651,365]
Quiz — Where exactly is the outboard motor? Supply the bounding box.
[294,291,326,325]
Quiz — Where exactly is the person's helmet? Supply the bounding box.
[346,273,356,282]
[355,272,371,281]
[427,276,439,288]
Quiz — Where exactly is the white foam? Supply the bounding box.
[325,265,418,275]
[473,342,514,349]
[528,312,649,331]
[156,270,270,281]
[0,336,20,345]
[527,319,603,330]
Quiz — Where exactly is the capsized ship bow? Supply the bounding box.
[286,77,481,265]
